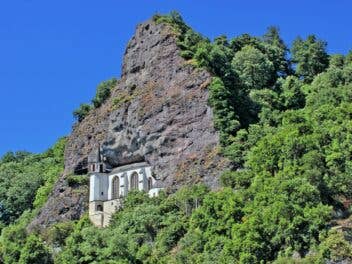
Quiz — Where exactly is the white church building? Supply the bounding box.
[88,148,163,227]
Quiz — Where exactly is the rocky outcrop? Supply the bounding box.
[28,176,88,231]
[30,18,230,230]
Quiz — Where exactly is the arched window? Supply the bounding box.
[147,177,153,191]
[96,204,103,212]
[130,172,139,190]
[112,176,120,199]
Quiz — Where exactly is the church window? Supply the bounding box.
[112,176,120,199]
[130,172,139,190]
[147,177,153,191]
[96,204,103,211]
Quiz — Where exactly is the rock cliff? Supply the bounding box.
[30,18,230,230]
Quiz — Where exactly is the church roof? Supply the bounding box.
[109,162,149,175]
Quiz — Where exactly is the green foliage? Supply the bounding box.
[43,221,75,247]
[262,26,290,76]
[232,45,275,90]
[0,138,65,263]
[0,151,31,164]
[92,78,117,108]
[230,33,262,53]
[158,14,295,155]
[291,35,329,82]
[0,138,66,224]
[277,76,305,109]
[2,12,352,264]
[57,186,209,263]
[0,211,34,264]
[73,104,92,122]
[153,10,188,34]
[228,176,331,262]
[316,229,352,262]
[33,138,66,209]
[54,178,334,263]
[19,234,52,264]
[274,229,352,263]
[54,215,132,264]
[208,77,240,145]
[66,174,89,187]
[149,12,352,263]
[73,78,117,122]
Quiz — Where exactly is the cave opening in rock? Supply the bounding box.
[74,157,88,175]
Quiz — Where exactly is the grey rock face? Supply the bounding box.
[28,176,88,231]
[31,19,230,230]
[105,20,229,188]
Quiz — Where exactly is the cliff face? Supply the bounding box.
[30,19,230,230]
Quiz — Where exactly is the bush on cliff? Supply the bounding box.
[73,78,117,122]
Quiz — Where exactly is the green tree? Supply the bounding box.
[208,77,240,145]
[19,235,52,264]
[263,26,290,76]
[232,45,275,90]
[278,76,305,109]
[0,138,65,263]
[0,211,32,264]
[329,54,345,68]
[291,35,329,82]
[230,34,261,53]
[178,29,205,59]
[0,151,31,164]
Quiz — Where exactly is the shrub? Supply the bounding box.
[72,103,92,122]
[43,221,75,247]
[92,78,117,108]
[66,174,89,187]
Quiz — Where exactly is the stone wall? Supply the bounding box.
[88,200,122,228]
[102,199,121,227]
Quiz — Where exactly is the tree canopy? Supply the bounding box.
[1,12,352,264]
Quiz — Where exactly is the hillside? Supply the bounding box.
[29,15,230,231]
[1,12,352,263]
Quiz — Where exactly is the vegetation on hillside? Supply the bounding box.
[73,78,118,122]
[0,138,66,264]
[1,11,352,263]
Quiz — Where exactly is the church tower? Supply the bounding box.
[88,145,105,173]
[88,145,109,227]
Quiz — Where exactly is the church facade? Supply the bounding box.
[88,148,163,227]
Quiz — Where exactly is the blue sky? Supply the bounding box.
[0,0,351,156]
